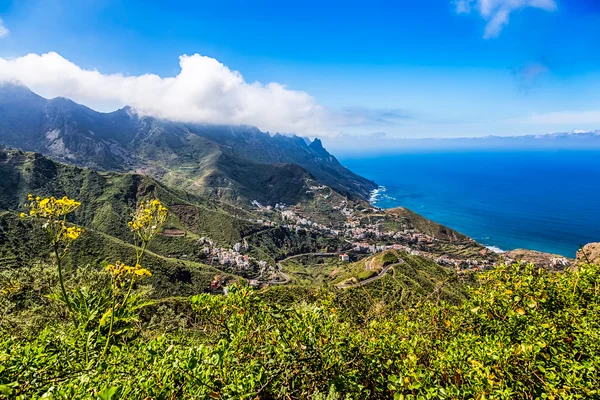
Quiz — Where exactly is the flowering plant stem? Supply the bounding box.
[54,245,78,328]
[100,217,153,364]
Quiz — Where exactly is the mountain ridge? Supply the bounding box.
[0,82,376,205]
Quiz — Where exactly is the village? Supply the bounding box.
[176,197,571,284]
[249,200,503,274]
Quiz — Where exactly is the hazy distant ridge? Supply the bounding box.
[329,130,600,154]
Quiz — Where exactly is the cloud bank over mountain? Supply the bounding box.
[0,52,331,136]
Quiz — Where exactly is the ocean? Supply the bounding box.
[339,150,600,258]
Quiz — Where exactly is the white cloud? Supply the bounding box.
[0,18,9,38]
[0,52,333,136]
[454,0,557,38]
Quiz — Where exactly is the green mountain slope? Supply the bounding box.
[0,147,493,297]
[0,147,260,246]
[0,212,227,296]
[0,147,280,294]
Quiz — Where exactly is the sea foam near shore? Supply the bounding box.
[485,245,506,254]
[369,186,396,205]
[369,186,385,203]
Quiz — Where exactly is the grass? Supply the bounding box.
[245,227,345,262]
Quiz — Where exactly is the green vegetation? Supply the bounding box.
[0,149,262,293]
[380,250,401,267]
[329,252,471,322]
[0,212,224,297]
[2,245,599,398]
[0,148,262,247]
[279,255,350,285]
[274,251,472,323]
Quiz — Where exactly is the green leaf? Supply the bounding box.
[98,386,118,400]
[0,384,14,396]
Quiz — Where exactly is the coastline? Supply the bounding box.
[367,186,508,255]
[343,151,599,258]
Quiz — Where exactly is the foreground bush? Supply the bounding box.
[1,261,598,399]
[0,195,598,398]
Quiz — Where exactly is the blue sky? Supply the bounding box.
[0,0,599,144]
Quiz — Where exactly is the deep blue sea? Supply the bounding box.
[339,150,600,257]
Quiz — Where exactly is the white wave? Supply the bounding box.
[369,186,386,204]
[485,245,506,254]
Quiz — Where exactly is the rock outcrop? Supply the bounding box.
[502,249,571,270]
[576,243,600,265]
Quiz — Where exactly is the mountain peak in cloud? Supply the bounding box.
[0,52,332,136]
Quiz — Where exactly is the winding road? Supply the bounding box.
[267,251,404,288]
[267,252,339,285]
[336,260,404,289]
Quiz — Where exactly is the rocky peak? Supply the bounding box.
[309,138,329,157]
[310,137,323,149]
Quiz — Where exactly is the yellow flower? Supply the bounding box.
[63,226,84,241]
[19,212,26,218]
[23,194,84,246]
[128,198,168,242]
[106,260,152,282]
[24,195,82,218]
[133,267,152,277]
[0,282,20,296]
